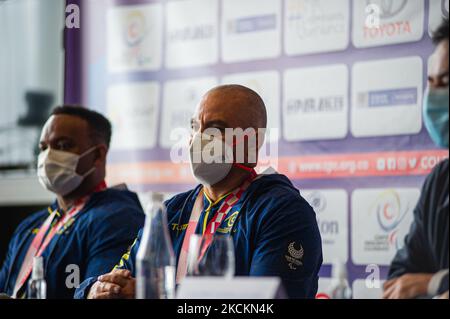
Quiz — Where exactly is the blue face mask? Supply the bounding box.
[423,87,449,148]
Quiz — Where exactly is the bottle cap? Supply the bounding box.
[331,259,347,280]
[144,192,165,216]
[151,192,165,203]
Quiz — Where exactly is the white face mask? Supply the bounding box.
[189,133,234,187]
[37,146,98,196]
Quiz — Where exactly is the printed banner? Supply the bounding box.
[84,0,450,298]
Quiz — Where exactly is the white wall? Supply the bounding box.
[0,0,65,204]
[0,0,65,167]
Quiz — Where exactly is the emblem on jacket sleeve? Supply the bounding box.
[285,242,304,270]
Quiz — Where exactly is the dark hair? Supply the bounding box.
[432,18,449,45]
[52,105,112,148]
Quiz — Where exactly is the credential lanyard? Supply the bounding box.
[12,181,107,298]
[176,169,257,283]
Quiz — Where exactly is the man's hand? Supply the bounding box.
[87,269,136,299]
[437,291,449,299]
[383,273,433,299]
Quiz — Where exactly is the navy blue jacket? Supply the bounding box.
[388,159,449,294]
[76,173,323,299]
[0,188,144,299]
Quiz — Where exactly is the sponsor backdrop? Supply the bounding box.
[81,0,449,298]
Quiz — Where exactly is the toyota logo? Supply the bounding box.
[366,0,408,19]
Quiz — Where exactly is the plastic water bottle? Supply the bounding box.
[329,260,352,299]
[27,256,47,299]
[136,193,176,299]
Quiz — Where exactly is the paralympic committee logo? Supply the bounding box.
[285,242,304,270]
[124,11,147,47]
[371,190,409,250]
[119,10,155,68]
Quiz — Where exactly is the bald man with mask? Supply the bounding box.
[75,85,323,299]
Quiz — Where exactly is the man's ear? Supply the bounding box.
[94,144,108,166]
[257,128,266,149]
[241,130,259,168]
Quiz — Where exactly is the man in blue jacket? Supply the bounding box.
[384,19,449,299]
[76,85,323,299]
[0,106,144,299]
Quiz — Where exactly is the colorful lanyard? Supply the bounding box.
[176,169,257,284]
[12,181,107,298]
